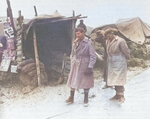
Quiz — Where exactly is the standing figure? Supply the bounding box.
[104,28,130,104]
[94,30,113,89]
[66,27,97,107]
[94,30,108,83]
[77,20,87,33]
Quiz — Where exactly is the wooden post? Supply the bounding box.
[6,0,16,35]
[33,26,41,86]
[34,6,38,16]
[72,10,75,44]
[17,10,24,27]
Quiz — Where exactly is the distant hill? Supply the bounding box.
[86,26,94,35]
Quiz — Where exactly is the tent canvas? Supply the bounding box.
[91,17,150,44]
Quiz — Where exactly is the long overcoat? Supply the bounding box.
[67,37,97,89]
[106,36,130,86]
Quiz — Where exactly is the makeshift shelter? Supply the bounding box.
[23,11,75,72]
[20,11,88,86]
[91,17,150,45]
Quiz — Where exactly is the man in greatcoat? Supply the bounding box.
[66,27,97,107]
[104,28,130,104]
[93,30,113,89]
[94,30,108,86]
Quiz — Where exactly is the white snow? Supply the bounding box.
[0,67,150,119]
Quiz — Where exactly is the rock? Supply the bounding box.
[0,101,4,104]
[19,71,48,87]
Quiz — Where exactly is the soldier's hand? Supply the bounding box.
[84,68,93,75]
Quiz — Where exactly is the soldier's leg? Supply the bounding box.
[83,88,89,107]
[110,86,125,103]
[115,86,125,103]
[66,88,75,104]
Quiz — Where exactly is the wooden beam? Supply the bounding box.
[69,15,87,19]
[72,10,75,44]
[33,26,41,86]
[77,16,88,19]
[74,14,81,17]
[6,0,16,35]
[34,6,38,16]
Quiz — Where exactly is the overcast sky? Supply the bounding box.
[0,0,150,28]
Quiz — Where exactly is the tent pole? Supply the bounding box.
[33,26,41,86]
[72,10,75,44]
[34,6,38,16]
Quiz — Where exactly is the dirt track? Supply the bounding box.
[0,65,150,119]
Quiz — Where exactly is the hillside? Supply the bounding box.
[86,26,94,35]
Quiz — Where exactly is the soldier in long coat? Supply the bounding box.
[94,30,108,87]
[104,28,130,104]
[66,27,97,107]
[93,30,113,89]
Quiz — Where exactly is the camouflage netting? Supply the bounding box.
[127,41,150,68]
[127,41,149,59]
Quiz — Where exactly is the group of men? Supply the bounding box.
[66,20,130,107]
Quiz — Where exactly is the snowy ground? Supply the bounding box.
[0,66,150,119]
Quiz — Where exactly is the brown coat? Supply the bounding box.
[67,37,97,89]
[95,35,107,81]
[106,36,130,86]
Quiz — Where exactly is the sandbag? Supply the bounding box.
[21,63,36,73]
[18,58,35,68]
[28,68,45,77]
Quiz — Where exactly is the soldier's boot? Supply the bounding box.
[66,90,75,104]
[110,94,125,104]
[102,85,114,89]
[110,86,125,103]
[109,94,120,101]
[110,88,125,104]
[118,95,125,104]
[83,92,89,107]
[116,88,125,104]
